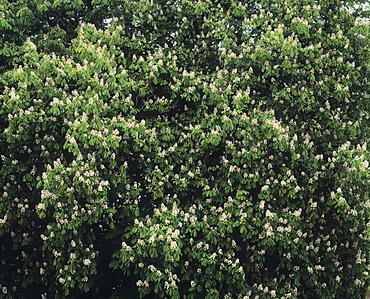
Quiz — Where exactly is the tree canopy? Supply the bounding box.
[0,0,369,298]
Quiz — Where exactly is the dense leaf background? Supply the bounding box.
[0,0,369,298]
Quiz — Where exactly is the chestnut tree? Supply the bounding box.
[0,0,369,298]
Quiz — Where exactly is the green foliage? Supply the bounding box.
[0,0,369,298]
